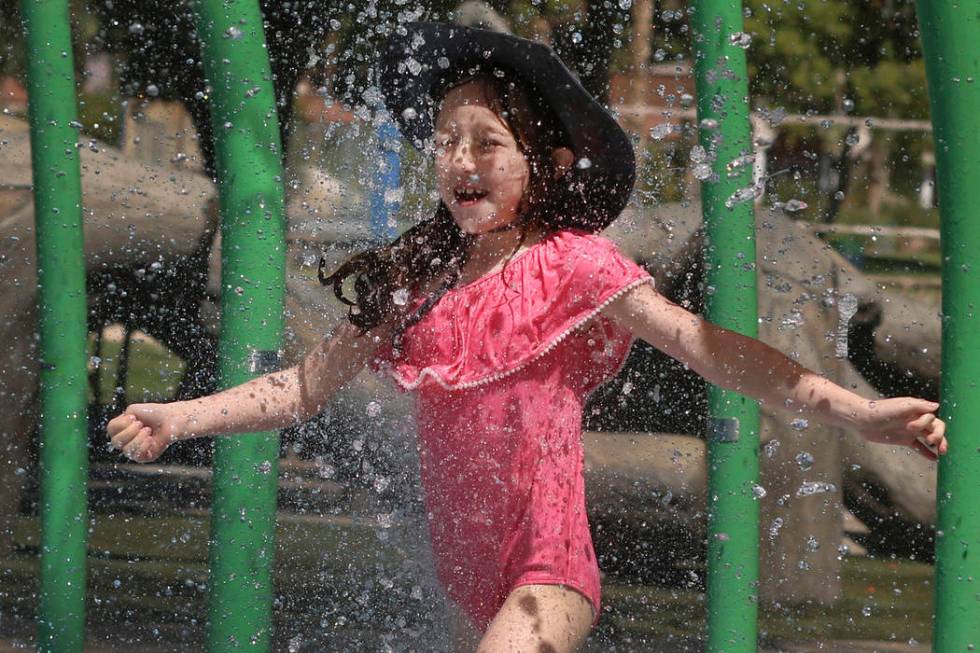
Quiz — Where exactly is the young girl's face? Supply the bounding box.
[433,81,530,234]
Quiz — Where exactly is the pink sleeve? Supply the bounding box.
[549,232,653,323]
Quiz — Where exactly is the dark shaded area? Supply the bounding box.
[847,302,939,402]
[586,238,708,436]
[844,478,936,562]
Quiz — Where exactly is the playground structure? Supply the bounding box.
[15,1,979,652]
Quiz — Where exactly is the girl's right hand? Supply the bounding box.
[106,403,187,463]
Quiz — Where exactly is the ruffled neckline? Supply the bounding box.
[374,229,652,392]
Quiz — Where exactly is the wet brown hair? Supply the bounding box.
[320,67,572,343]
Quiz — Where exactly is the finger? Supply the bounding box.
[907,413,935,432]
[107,413,137,437]
[912,437,938,462]
[123,428,151,461]
[111,421,143,450]
[909,398,941,413]
[928,420,948,454]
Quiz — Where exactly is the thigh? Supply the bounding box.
[476,584,594,653]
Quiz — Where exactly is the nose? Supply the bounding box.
[449,138,476,173]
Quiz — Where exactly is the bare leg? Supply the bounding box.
[476,584,594,653]
[449,599,483,653]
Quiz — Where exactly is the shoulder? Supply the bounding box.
[541,228,627,262]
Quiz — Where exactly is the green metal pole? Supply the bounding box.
[691,2,760,651]
[915,4,980,652]
[193,2,287,650]
[21,1,90,651]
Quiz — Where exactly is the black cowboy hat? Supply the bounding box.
[378,21,636,233]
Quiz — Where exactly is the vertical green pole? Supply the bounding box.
[21,1,89,651]
[193,2,286,650]
[916,4,980,652]
[691,2,760,652]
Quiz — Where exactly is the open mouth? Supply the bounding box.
[453,187,489,206]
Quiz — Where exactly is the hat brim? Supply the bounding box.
[378,22,636,232]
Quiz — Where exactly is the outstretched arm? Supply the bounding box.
[602,283,947,460]
[106,320,385,462]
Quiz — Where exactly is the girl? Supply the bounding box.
[107,22,947,653]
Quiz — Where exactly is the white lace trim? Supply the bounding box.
[385,276,655,392]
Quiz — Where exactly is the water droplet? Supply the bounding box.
[834,190,845,201]
[776,199,808,212]
[842,98,855,112]
[146,84,159,97]
[576,157,592,169]
[225,26,243,40]
[726,153,756,174]
[366,401,382,418]
[764,439,780,458]
[699,118,719,130]
[405,57,422,75]
[437,56,450,69]
[779,309,804,330]
[729,32,752,48]
[257,460,272,474]
[128,22,144,35]
[805,535,820,552]
[724,184,763,208]
[769,517,784,539]
[795,451,814,471]
[796,481,838,497]
[752,484,767,499]
[571,32,582,44]
[692,163,712,181]
[790,418,809,431]
[653,48,667,62]
[401,107,417,121]
[391,288,409,306]
[618,0,632,9]
[838,293,859,319]
[650,123,673,141]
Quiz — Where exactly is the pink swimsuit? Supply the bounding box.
[372,228,653,628]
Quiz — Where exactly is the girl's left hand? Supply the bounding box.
[856,397,947,461]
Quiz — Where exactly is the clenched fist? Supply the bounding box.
[106,403,187,463]
[856,397,948,461]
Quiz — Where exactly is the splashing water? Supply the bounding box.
[795,451,814,471]
[650,123,673,141]
[725,184,763,208]
[764,439,780,459]
[836,292,859,358]
[726,153,756,174]
[729,32,752,49]
[773,199,808,212]
[796,481,838,497]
